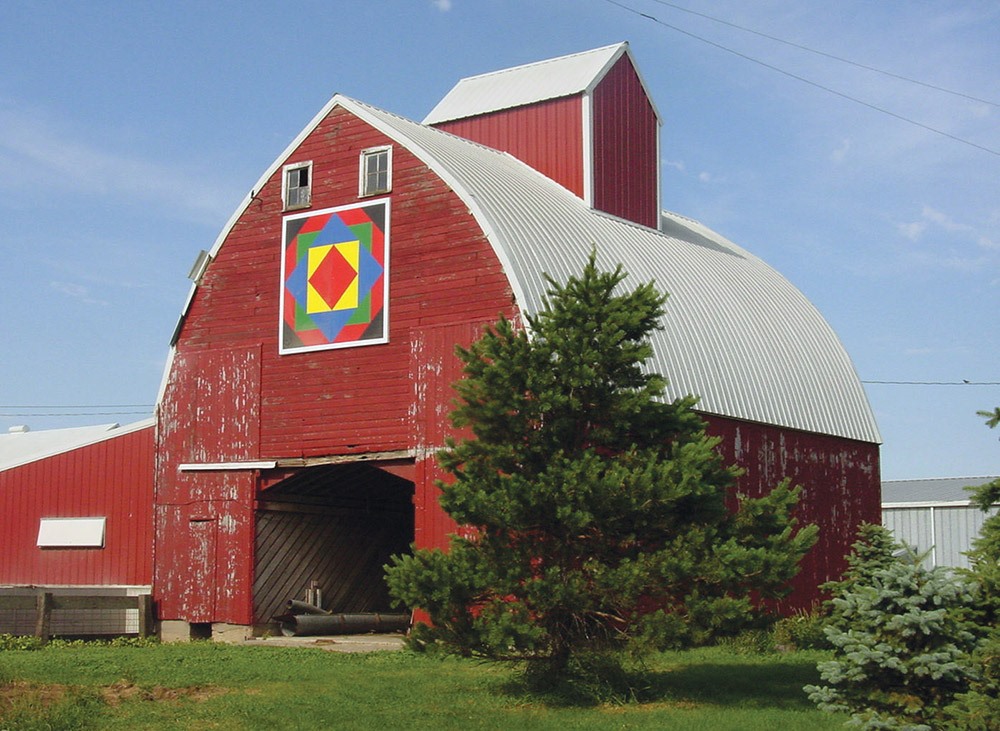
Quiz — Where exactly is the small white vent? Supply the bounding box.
[37,517,106,548]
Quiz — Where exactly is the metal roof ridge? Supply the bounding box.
[422,43,634,125]
[0,417,155,472]
[447,42,626,85]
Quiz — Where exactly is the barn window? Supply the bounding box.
[283,161,312,210]
[37,517,106,548]
[359,146,391,196]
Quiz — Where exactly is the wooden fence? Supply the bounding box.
[0,592,154,642]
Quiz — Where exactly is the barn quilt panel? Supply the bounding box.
[280,200,389,353]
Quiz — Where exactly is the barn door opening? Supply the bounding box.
[252,462,414,628]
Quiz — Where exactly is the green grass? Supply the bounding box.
[0,642,847,730]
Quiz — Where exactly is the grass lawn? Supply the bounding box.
[0,641,846,730]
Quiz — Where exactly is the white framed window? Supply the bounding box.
[37,517,106,548]
[282,160,312,210]
[359,146,392,197]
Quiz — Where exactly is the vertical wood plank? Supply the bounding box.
[35,592,52,643]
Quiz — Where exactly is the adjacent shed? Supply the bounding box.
[0,420,154,635]
[882,476,999,570]
[154,43,881,640]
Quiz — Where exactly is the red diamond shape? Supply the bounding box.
[308,245,358,311]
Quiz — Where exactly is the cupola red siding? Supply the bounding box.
[434,96,586,198]
[431,53,660,228]
[591,54,660,229]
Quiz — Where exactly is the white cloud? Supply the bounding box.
[896,205,997,249]
[830,138,851,164]
[431,0,452,10]
[896,221,926,241]
[0,101,236,225]
[49,281,108,306]
[663,159,686,173]
[921,206,968,232]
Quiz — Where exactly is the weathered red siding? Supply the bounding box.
[705,415,881,609]
[156,106,518,625]
[408,410,880,611]
[592,54,659,229]
[433,96,585,198]
[0,425,154,587]
[410,320,492,551]
[434,55,659,230]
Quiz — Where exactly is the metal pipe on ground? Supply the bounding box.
[286,599,330,615]
[279,613,411,637]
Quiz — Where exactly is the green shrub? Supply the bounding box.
[715,627,776,655]
[942,634,1000,730]
[0,634,158,652]
[820,524,909,624]
[0,634,46,651]
[805,561,980,730]
[942,495,1000,730]
[772,608,831,651]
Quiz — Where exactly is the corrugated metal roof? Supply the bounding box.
[423,43,643,125]
[340,97,881,444]
[882,476,999,505]
[175,74,880,445]
[0,419,155,472]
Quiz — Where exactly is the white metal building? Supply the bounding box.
[882,476,999,570]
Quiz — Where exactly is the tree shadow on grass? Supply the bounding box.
[496,655,823,710]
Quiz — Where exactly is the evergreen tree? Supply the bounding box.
[942,407,1000,730]
[806,561,980,730]
[385,253,817,674]
[807,410,1000,730]
[821,523,910,630]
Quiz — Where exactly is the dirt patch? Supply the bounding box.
[1,680,68,708]
[99,680,226,706]
[0,679,225,711]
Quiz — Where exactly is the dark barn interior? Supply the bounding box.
[252,462,414,627]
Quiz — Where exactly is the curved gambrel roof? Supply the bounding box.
[169,94,879,444]
[345,97,879,444]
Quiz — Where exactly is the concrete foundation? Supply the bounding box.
[159,620,193,643]
[211,622,253,644]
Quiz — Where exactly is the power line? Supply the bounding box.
[647,0,1000,108]
[862,381,1000,386]
[603,0,1000,157]
[0,411,153,417]
[0,404,154,409]
[0,404,155,418]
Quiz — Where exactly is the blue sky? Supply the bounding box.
[1,0,997,480]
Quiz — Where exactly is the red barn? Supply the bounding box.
[0,420,154,635]
[155,43,880,641]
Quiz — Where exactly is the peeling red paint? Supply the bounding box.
[706,415,881,609]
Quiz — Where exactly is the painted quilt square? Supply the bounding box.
[280,200,388,353]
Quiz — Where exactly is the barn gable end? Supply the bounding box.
[155,103,518,632]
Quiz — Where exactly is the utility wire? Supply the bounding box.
[647,0,1000,108]
[862,381,1000,386]
[0,411,152,417]
[0,404,154,409]
[603,0,1000,157]
[0,404,154,418]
